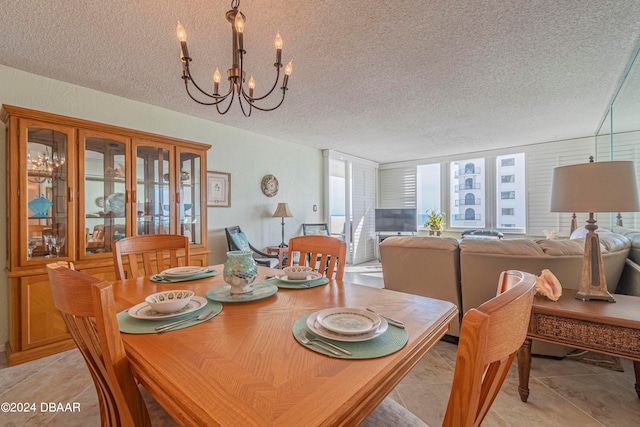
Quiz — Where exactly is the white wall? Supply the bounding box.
[0,65,324,346]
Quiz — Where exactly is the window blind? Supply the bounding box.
[379,167,417,208]
[596,131,640,229]
[525,139,593,236]
[352,162,377,264]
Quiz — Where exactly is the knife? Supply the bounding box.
[365,307,405,329]
[155,310,214,332]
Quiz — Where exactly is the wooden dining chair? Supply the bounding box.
[286,235,347,281]
[112,234,189,280]
[47,262,175,426]
[363,270,537,427]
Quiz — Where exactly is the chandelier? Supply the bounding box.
[27,129,66,183]
[27,149,65,174]
[27,148,66,183]
[177,0,293,117]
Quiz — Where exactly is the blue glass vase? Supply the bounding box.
[28,194,53,218]
[223,251,258,294]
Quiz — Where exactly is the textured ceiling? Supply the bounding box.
[1,0,639,164]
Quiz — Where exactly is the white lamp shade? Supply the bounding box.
[550,161,639,213]
[272,203,293,218]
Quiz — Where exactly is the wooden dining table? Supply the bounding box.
[113,265,458,426]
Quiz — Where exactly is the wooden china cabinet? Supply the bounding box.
[2,105,211,365]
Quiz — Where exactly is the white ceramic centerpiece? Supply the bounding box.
[223,251,258,294]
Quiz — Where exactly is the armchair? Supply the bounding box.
[302,223,329,236]
[225,226,280,268]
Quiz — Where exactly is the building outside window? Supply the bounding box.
[501,191,516,199]
[450,158,485,228]
[496,153,526,230]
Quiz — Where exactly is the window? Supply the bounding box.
[496,153,526,230]
[417,163,441,228]
[464,178,473,189]
[501,191,515,199]
[450,158,485,228]
[383,152,528,234]
[465,208,478,220]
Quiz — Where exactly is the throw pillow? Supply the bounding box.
[230,232,251,251]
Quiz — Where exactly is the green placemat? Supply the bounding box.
[264,277,329,289]
[150,270,218,283]
[292,314,408,359]
[117,300,222,334]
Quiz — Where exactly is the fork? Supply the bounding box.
[295,331,341,356]
[303,331,352,355]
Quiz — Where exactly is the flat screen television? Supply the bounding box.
[374,209,417,232]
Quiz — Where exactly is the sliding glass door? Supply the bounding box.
[326,152,378,265]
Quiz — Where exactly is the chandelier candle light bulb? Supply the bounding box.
[176,21,189,58]
[275,32,282,64]
[234,12,244,52]
[213,68,221,94]
[176,0,293,116]
[248,76,255,97]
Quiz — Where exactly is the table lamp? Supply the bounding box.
[550,157,639,302]
[273,203,293,247]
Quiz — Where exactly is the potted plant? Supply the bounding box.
[424,210,444,236]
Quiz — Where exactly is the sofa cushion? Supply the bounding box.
[570,226,614,239]
[536,239,584,256]
[459,239,545,256]
[381,235,458,251]
[613,226,640,264]
[598,233,631,253]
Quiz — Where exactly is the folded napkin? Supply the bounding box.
[150,269,218,283]
[117,300,222,334]
[267,276,329,289]
[292,314,408,359]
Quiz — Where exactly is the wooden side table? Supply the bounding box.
[266,246,289,269]
[517,289,640,402]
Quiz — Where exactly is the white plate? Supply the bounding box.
[128,296,207,320]
[160,266,209,277]
[306,311,388,342]
[275,272,323,283]
[316,307,381,335]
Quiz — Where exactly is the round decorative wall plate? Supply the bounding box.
[261,174,279,197]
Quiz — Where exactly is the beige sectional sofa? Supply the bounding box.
[379,233,631,356]
[379,236,462,336]
[613,226,640,296]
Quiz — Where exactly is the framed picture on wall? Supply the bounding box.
[207,171,231,207]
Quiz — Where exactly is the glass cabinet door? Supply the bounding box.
[78,130,129,259]
[23,121,75,264]
[134,140,174,236]
[177,149,203,245]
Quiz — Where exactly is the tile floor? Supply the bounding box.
[0,262,638,426]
